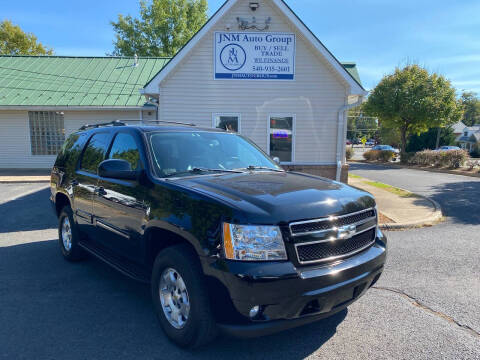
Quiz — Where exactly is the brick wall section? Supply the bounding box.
[282,164,349,183]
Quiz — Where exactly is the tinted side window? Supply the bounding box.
[55,132,88,169]
[108,133,141,170]
[80,133,111,173]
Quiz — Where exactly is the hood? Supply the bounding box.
[173,171,375,224]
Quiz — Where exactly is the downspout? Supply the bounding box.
[336,96,364,181]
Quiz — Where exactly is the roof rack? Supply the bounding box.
[79,119,197,131]
[79,120,126,130]
[135,119,197,127]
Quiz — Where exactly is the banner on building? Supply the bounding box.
[214,32,295,80]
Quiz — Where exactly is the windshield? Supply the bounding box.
[148,131,281,177]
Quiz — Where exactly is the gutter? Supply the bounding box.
[336,95,364,181]
[0,105,145,111]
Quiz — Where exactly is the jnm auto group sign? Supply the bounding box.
[214,32,296,80]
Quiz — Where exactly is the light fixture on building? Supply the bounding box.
[237,16,271,31]
[249,2,259,11]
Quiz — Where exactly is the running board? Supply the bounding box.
[79,240,150,283]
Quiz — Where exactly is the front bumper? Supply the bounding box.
[202,228,387,337]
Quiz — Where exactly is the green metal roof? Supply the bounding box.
[0,55,361,107]
[341,62,362,85]
[0,56,170,107]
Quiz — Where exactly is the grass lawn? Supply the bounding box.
[349,174,416,198]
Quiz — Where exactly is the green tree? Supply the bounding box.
[111,0,208,57]
[378,121,401,147]
[364,64,462,159]
[406,126,456,152]
[0,20,53,55]
[460,91,480,126]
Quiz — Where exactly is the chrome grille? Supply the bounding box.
[290,209,376,236]
[296,228,376,264]
[289,208,377,264]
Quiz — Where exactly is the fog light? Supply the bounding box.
[249,305,260,318]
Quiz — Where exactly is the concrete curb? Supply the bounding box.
[349,160,480,179]
[0,180,50,184]
[379,191,444,230]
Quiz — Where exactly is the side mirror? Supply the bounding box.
[98,159,138,180]
[272,157,281,165]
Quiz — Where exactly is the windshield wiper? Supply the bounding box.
[239,165,285,172]
[165,167,244,178]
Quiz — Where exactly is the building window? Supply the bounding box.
[213,114,240,132]
[29,111,65,155]
[269,115,294,163]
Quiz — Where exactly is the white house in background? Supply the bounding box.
[457,125,480,151]
[451,121,466,138]
[0,0,367,183]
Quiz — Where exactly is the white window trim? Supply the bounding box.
[267,114,296,165]
[212,113,242,133]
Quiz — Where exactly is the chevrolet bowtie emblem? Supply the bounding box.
[337,224,356,239]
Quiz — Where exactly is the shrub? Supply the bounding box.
[378,150,394,162]
[346,147,354,160]
[363,150,395,162]
[466,160,479,171]
[409,149,468,168]
[363,150,380,161]
[443,150,469,168]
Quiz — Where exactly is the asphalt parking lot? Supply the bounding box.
[1,173,479,360]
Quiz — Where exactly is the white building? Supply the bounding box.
[0,0,366,182]
[457,124,480,151]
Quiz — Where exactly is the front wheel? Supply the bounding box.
[151,244,217,348]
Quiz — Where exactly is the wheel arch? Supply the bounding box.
[55,192,71,217]
[144,226,201,271]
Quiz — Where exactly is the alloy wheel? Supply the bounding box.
[159,268,190,329]
[61,217,73,251]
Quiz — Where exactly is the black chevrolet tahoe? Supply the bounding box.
[50,121,387,348]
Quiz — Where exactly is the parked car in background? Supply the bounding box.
[50,120,387,348]
[365,140,376,146]
[346,139,352,145]
[435,146,461,152]
[352,139,361,145]
[372,145,400,154]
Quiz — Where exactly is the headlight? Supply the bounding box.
[222,223,287,261]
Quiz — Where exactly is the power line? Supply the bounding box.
[0,84,143,97]
[0,65,147,87]
[0,73,141,92]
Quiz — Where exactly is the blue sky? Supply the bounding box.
[2,0,479,93]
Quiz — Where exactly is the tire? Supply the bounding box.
[151,244,217,348]
[58,206,86,262]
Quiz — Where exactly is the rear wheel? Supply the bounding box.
[58,206,86,261]
[151,244,217,348]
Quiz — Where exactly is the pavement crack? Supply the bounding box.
[372,286,480,338]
